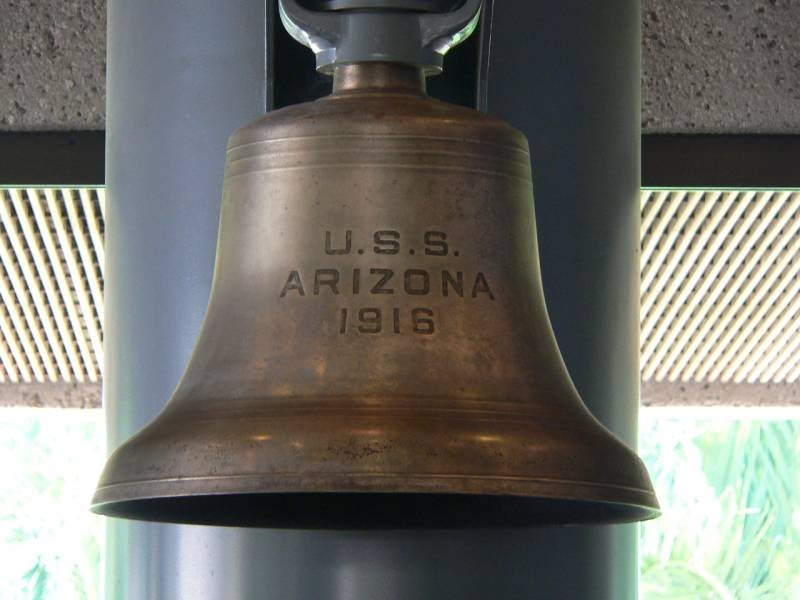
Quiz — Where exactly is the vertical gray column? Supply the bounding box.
[486,1,643,598]
[104,1,266,598]
[105,1,641,598]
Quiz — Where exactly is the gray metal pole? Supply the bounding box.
[104,0,641,598]
[104,1,267,597]
[485,2,643,597]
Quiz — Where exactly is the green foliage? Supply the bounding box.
[1,406,798,599]
[640,411,800,600]
[0,408,104,600]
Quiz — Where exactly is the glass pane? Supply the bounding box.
[640,408,800,599]
[0,408,104,600]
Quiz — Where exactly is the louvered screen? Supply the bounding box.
[0,188,105,383]
[641,190,800,385]
[1,187,799,389]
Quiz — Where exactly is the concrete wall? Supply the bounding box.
[2,0,799,133]
[642,0,800,132]
[0,0,105,130]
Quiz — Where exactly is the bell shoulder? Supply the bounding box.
[227,93,530,157]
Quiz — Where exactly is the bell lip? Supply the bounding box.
[91,474,660,528]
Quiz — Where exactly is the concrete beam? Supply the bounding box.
[1,0,799,133]
[0,382,101,408]
[3,380,797,410]
[3,381,797,409]
[642,381,800,407]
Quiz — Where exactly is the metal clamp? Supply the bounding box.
[278,0,482,74]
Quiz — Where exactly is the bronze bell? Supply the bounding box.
[92,0,659,528]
